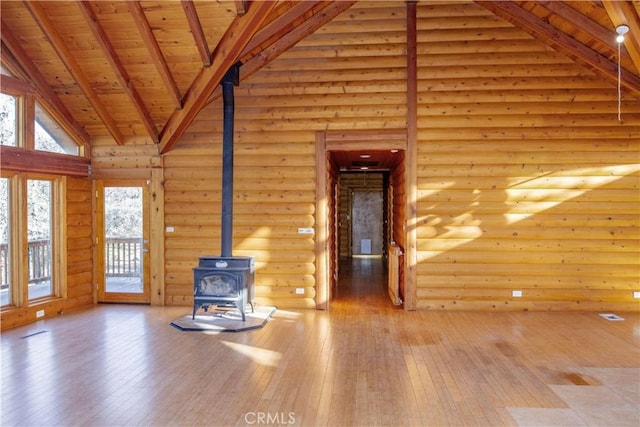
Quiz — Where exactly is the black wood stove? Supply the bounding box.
[192,256,255,321]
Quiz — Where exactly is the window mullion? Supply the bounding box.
[23,93,35,151]
[11,174,27,307]
[53,177,66,299]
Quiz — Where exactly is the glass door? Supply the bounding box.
[97,181,150,303]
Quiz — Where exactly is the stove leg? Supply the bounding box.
[237,301,246,321]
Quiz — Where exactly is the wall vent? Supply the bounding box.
[598,313,624,321]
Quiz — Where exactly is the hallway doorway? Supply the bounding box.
[314,129,415,310]
[315,129,408,309]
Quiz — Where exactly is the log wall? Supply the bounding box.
[5,1,637,329]
[90,1,640,312]
[161,1,639,311]
[163,2,408,309]
[414,2,640,310]
[64,177,94,308]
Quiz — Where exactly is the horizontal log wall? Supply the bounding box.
[64,177,94,308]
[415,2,640,311]
[164,2,408,309]
[91,142,161,180]
[164,1,639,311]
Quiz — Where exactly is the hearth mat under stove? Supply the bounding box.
[171,306,276,332]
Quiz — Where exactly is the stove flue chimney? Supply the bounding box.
[220,62,240,258]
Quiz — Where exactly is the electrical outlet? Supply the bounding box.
[512,290,522,298]
[166,226,175,233]
[295,288,305,295]
[634,291,640,299]
[36,309,45,318]
[297,228,314,234]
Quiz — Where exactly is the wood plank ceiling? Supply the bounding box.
[1,1,638,157]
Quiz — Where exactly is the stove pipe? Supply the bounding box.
[220,63,240,258]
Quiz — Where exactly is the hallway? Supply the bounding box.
[332,256,394,309]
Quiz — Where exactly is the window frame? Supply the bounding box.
[0,172,19,308]
[0,171,65,310]
[25,173,64,303]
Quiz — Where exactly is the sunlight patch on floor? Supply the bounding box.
[221,341,282,367]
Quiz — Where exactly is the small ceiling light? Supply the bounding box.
[616,24,629,43]
[360,166,369,170]
[390,149,399,153]
[359,154,371,159]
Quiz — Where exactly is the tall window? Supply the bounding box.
[0,93,17,147]
[27,179,53,300]
[0,177,10,306]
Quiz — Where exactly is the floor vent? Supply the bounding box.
[599,313,624,321]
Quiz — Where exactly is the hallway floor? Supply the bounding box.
[1,257,638,426]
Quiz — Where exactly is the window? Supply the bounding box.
[0,174,61,307]
[1,64,13,76]
[35,102,79,155]
[0,177,10,307]
[27,179,54,300]
[0,93,18,147]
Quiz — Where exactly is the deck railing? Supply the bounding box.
[105,237,142,276]
[0,237,142,290]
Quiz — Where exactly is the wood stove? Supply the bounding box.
[192,256,255,321]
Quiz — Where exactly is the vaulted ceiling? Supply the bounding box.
[1,1,638,155]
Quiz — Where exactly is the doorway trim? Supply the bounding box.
[315,129,415,310]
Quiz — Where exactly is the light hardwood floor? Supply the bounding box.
[2,257,638,426]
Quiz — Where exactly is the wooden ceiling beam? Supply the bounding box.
[0,24,91,148]
[603,0,640,75]
[239,1,324,59]
[127,1,182,110]
[77,1,159,143]
[476,0,640,99]
[538,1,634,67]
[540,1,628,49]
[23,1,124,145]
[159,0,278,154]
[240,1,357,83]
[181,0,211,67]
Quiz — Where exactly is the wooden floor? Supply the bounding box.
[1,257,639,426]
